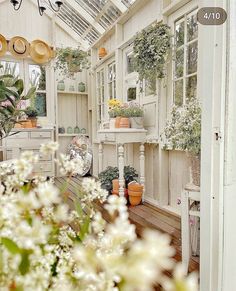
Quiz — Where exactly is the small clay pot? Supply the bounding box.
[99,47,107,59]
[128,190,142,206]
[115,117,121,128]
[119,117,130,128]
[29,118,37,127]
[112,179,119,191]
[128,182,143,192]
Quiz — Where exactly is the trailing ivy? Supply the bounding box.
[133,23,171,82]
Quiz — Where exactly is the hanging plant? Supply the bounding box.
[55,47,89,78]
[133,23,171,82]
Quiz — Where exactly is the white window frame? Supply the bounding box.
[0,56,51,123]
[107,61,116,100]
[96,67,105,128]
[170,3,198,107]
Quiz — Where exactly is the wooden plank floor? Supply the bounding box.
[55,176,199,274]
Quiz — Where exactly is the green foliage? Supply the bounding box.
[0,72,36,139]
[125,102,144,117]
[133,23,171,83]
[161,99,201,155]
[55,47,89,78]
[98,165,138,191]
[25,106,38,118]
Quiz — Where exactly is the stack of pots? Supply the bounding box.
[128,182,143,206]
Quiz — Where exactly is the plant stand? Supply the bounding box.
[98,129,147,197]
[181,184,200,272]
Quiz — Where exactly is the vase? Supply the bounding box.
[186,152,200,187]
[78,82,86,92]
[74,126,80,134]
[130,117,144,129]
[69,85,75,91]
[67,126,73,134]
[119,117,130,128]
[58,126,65,134]
[57,80,65,91]
[109,118,116,129]
[80,128,86,134]
[115,117,121,128]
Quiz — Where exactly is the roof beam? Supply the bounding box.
[28,0,89,50]
[109,0,127,13]
[64,0,105,35]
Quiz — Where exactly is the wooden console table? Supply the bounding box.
[98,129,147,196]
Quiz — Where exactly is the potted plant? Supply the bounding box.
[108,99,122,129]
[55,47,89,78]
[126,102,144,129]
[98,165,138,194]
[133,23,171,84]
[0,72,36,138]
[24,106,38,127]
[161,99,201,187]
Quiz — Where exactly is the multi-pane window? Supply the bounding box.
[29,65,47,116]
[0,59,48,116]
[108,62,116,100]
[97,69,105,126]
[173,10,198,106]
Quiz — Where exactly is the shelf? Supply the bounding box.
[58,133,88,137]
[57,91,88,95]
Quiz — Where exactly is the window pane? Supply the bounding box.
[145,78,156,96]
[108,65,113,81]
[127,52,135,74]
[174,79,183,106]
[186,75,197,101]
[108,83,112,99]
[34,93,47,116]
[0,60,20,78]
[29,64,46,90]
[114,80,116,98]
[187,13,198,42]
[127,87,136,101]
[113,64,116,79]
[187,41,198,74]
[175,48,184,78]
[175,21,184,48]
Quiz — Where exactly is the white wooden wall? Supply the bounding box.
[91,0,191,213]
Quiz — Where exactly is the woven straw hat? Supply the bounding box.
[0,34,7,57]
[30,39,52,64]
[8,36,30,58]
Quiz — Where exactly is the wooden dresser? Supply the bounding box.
[2,127,55,177]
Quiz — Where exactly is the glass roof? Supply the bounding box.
[54,0,137,47]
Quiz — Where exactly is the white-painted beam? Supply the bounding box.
[64,0,105,35]
[28,0,89,50]
[109,0,127,13]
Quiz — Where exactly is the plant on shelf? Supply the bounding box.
[98,165,138,193]
[125,102,144,129]
[24,106,39,127]
[0,71,36,139]
[55,47,89,78]
[133,23,171,83]
[161,98,201,186]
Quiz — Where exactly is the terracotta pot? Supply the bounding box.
[112,179,119,191]
[98,47,107,59]
[128,190,142,206]
[119,117,130,128]
[115,116,121,128]
[29,118,37,127]
[22,120,32,128]
[128,182,143,192]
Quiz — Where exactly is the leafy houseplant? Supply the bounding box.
[0,72,36,139]
[25,106,38,128]
[126,102,144,129]
[98,165,138,193]
[162,98,201,186]
[56,47,89,78]
[133,23,171,83]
